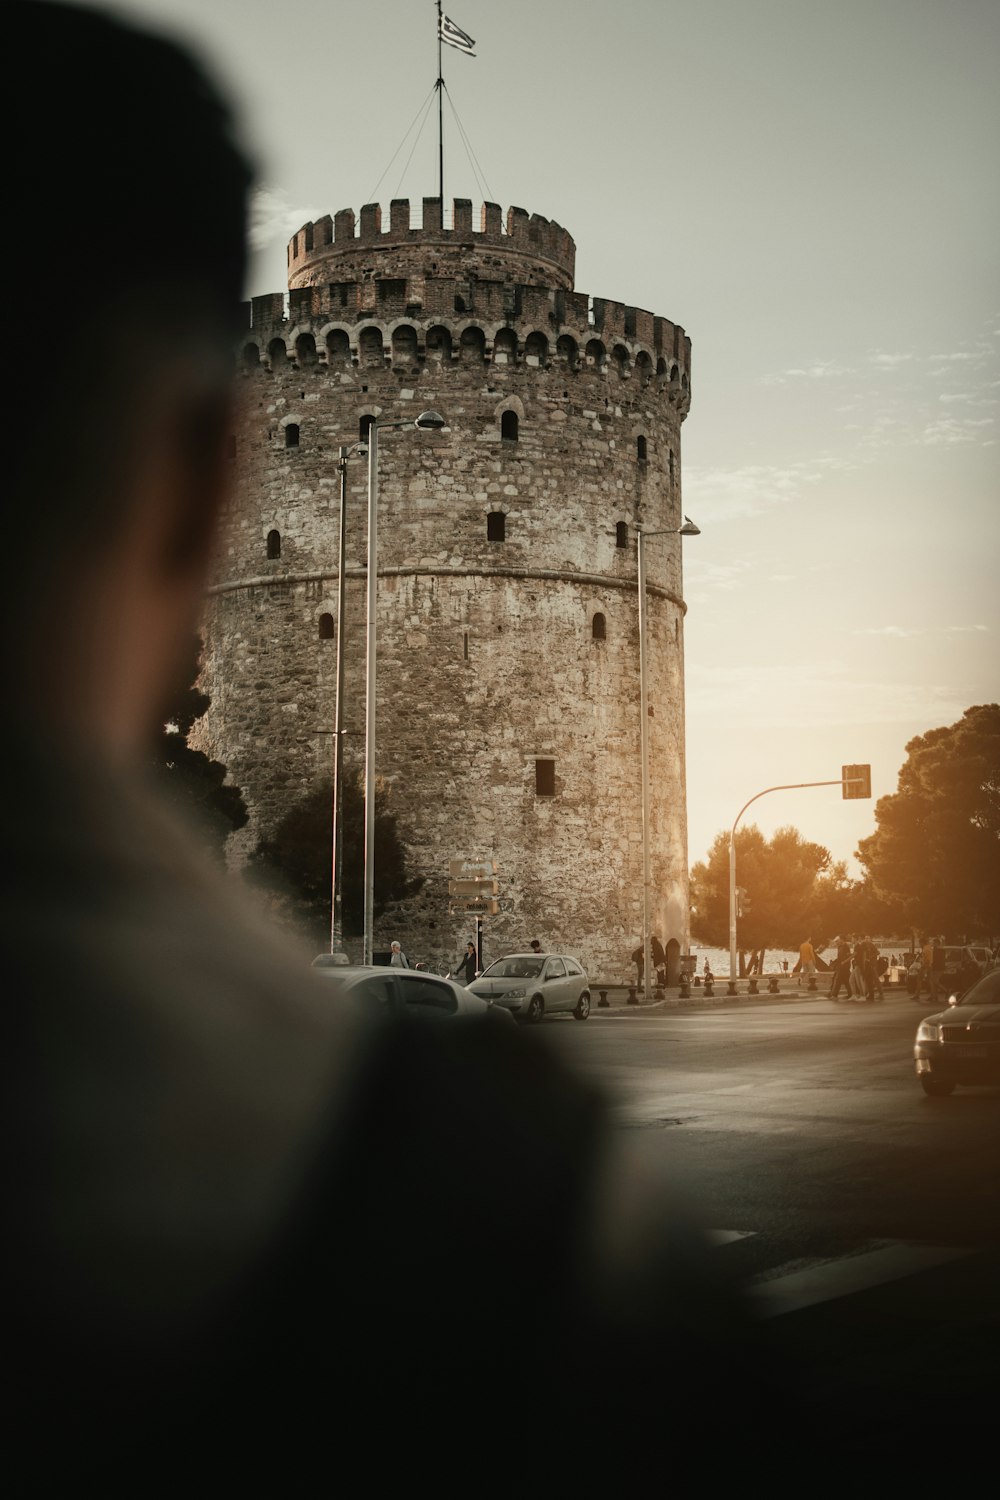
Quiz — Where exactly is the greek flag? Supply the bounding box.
[440,14,476,56]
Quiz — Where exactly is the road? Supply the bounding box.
[540,991,999,1456]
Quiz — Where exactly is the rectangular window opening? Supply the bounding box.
[535,758,556,797]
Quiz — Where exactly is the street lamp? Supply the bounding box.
[636,517,700,1004]
[327,441,367,962]
[362,409,446,965]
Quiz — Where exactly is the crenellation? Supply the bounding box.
[359,203,382,240]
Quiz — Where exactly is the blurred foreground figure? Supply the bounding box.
[5,5,773,1490]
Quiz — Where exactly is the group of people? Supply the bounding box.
[630,934,668,987]
[827,936,884,1003]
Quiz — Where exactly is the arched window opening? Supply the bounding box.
[524,331,548,366]
[556,334,578,372]
[592,613,606,641]
[391,324,418,367]
[460,326,485,363]
[326,329,351,365]
[359,326,384,368]
[266,529,281,560]
[285,423,300,449]
[487,512,506,542]
[615,521,629,549]
[267,338,287,369]
[295,332,317,367]
[493,328,517,365]
[585,338,607,370]
[612,344,629,378]
[318,613,334,640]
[243,342,260,368]
[635,352,653,387]
[501,410,519,444]
[637,435,648,463]
[426,325,453,362]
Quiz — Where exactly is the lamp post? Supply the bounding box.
[636,517,700,1004]
[362,409,446,965]
[328,442,366,962]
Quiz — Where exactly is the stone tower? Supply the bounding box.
[197,197,693,978]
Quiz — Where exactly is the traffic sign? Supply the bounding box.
[842,764,872,799]
[449,858,496,878]
[450,897,500,915]
[449,878,498,898]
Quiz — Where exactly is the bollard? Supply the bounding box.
[807,975,817,992]
[704,977,714,997]
[749,977,759,995]
[727,980,737,996]
[679,976,690,999]
[598,988,609,1008]
[693,975,701,987]
[768,976,779,993]
[654,984,664,1000]
[627,985,638,1005]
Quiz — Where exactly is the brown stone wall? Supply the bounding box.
[196,209,692,978]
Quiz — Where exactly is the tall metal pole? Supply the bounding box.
[363,422,379,965]
[330,447,349,956]
[637,530,652,1005]
[437,0,444,208]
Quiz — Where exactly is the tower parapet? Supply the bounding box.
[288,199,576,292]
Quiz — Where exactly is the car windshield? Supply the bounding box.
[955,971,1000,1006]
[482,957,544,980]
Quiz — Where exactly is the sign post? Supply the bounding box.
[448,859,500,973]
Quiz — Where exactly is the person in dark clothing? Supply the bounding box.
[4,5,803,1492]
[651,934,667,986]
[455,940,478,983]
[829,936,853,999]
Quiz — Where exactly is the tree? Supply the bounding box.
[152,648,248,859]
[249,774,423,942]
[690,823,841,961]
[857,704,1000,938]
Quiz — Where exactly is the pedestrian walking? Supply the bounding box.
[829,936,853,1000]
[799,936,817,977]
[389,940,410,968]
[631,942,644,987]
[651,934,666,986]
[454,941,478,985]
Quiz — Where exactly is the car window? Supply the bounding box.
[397,976,459,1017]
[565,959,583,976]
[545,958,566,978]
[349,977,397,1009]
[482,957,543,980]
[956,971,1000,1006]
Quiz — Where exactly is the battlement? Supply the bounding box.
[287,200,576,293]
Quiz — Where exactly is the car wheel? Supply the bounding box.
[525,994,545,1024]
[920,1076,956,1097]
[573,990,591,1020]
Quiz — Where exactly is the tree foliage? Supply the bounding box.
[857,704,1000,938]
[153,650,248,858]
[687,822,896,955]
[249,774,423,939]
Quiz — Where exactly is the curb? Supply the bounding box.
[588,983,912,1015]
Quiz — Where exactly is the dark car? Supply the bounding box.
[913,969,1000,1096]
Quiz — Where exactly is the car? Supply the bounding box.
[466,952,591,1023]
[909,944,983,1001]
[913,968,1000,1096]
[310,961,516,1025]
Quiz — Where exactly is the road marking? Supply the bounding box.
[748,1241,973,1318]
[709,1229,756,1245]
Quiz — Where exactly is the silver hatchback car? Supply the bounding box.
[467,953,591,1022]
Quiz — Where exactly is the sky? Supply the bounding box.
[98,0,998,873]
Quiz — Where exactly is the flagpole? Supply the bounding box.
[437,0,444,210]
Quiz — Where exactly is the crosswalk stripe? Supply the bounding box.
[748,1241,973,1318]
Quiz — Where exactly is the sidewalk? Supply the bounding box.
[589,977,911,1013]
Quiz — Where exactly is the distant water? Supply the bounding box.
[688,941,914,979]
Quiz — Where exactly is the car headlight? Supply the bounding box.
[503,988,526,1000]
[916,1022,941,1042]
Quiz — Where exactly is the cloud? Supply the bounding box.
[922,414,995,445]
[851,624,990,639]
[760,360,850,386]
[684,460,827,523]
[685,659,972,730]
[869,352,912,368]
[853,625,921,638]
[249,185,320,252]
[945,624,990,634]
